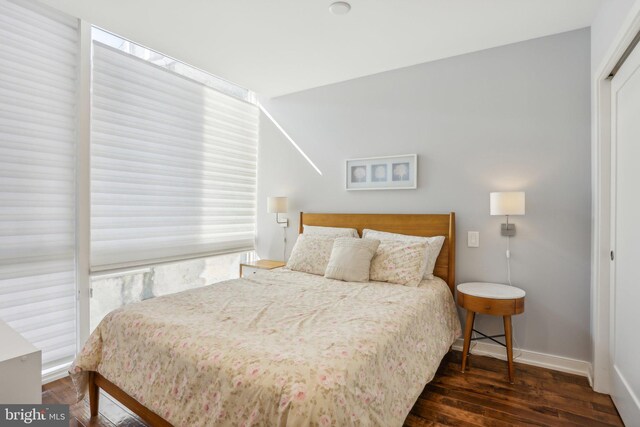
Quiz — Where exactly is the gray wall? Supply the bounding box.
[256,29,591,361]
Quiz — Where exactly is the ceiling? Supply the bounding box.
[40,0,601,97]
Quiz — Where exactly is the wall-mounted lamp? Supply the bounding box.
[490,192,525,236]
[267,196,288,227]
[267,196,288,261]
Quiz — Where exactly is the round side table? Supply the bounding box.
[457,282,525,383]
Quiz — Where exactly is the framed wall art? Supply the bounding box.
[345,154,417,190]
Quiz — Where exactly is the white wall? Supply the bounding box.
[256,29,591,362]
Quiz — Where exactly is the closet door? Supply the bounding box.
[610,40,640,424]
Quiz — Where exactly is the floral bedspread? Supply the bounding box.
[71,269,460,427]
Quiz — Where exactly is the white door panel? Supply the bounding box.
[611,39,640,426]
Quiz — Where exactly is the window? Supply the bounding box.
[88,31,260,328]
[92,28,256,104]
[89,251,256,331]
[0,0,79,374]
[0,10,260,380]
[90,31,260,272]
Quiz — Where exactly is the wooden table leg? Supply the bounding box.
[504,315,514,383]
[88,371,100,417]
[461,310,475,373]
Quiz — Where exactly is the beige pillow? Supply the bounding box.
[369,240,428,287]
[324,238,380,282]
[303,225,359,237]
[286,234,335,276]
[362,229,445,279]
[423,236,445,279]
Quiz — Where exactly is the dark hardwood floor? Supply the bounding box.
[43,351,623,426]
[405,351,622,426]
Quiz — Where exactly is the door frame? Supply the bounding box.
[592,2,640,393]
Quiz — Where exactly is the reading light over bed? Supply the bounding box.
[267,196,288,227]
[268,196,288,261]
[490,192,525,236]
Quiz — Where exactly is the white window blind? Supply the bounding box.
[91,42,259,271]
[0,0,78,371]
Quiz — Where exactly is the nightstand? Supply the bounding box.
[457,282,525,383]
[239,259,286,278]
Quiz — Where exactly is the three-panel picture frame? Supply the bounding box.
[345,154,417,190]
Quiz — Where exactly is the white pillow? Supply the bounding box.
[324,238,380,282]
[362,229,445,279]
[369,240,428,287]
[286,234,335,276]
[303,225,359,238]
[424,236,445,279]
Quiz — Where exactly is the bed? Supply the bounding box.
[71,213,461,426]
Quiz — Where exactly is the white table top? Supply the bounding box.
[457,282,525,299]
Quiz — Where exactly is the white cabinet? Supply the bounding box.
[0,320,42,404]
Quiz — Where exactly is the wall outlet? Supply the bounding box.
[468,231,480,247]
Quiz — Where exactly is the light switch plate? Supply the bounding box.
[468,231,480,247]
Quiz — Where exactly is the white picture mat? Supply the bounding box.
[346,154,417,190]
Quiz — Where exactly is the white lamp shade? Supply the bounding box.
[490,192,525,216]
[267,196,288,214]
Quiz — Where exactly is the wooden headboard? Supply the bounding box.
[299,212,456,294]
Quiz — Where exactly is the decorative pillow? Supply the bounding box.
[324,238,380,282]
[362,229,445,279]
[423,236,445,279]
[286,234,335,276]
[369,240,428,287]
[303,225,359,238]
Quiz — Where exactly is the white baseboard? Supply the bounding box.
[452,338,593,383]
[42,362,71,385]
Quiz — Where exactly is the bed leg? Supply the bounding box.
[88,372,100,417]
